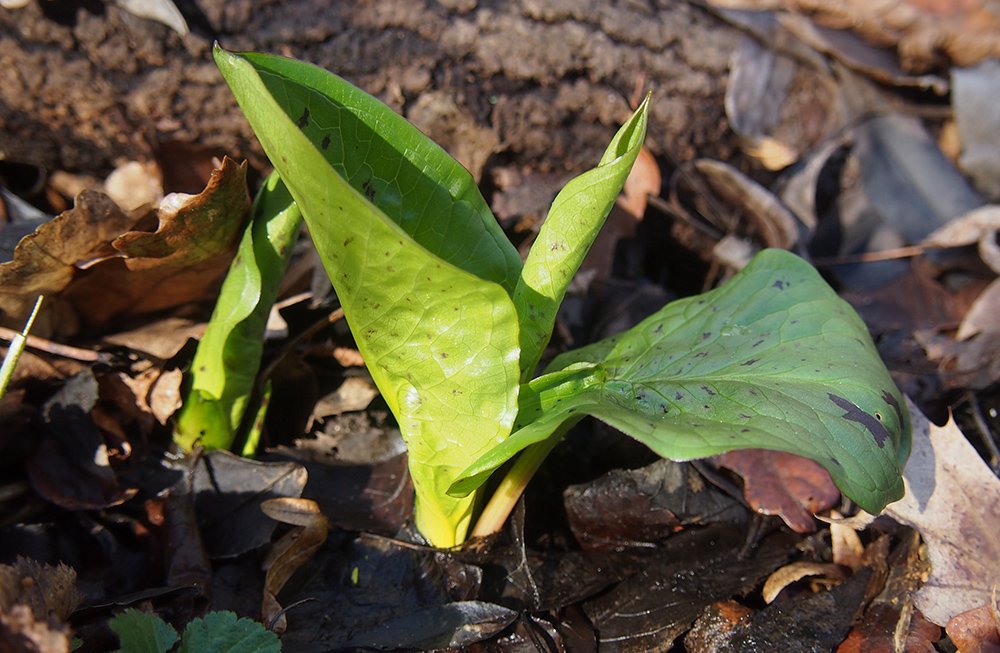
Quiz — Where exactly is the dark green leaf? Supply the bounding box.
[178,611,280,653]
[109,609,179,653]
[453,250,910,514]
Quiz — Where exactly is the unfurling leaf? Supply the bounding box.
[214,46,521,547]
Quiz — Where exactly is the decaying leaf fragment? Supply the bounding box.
[885,400,1000,626]
[260,497,330,632]
[0,558,80,653]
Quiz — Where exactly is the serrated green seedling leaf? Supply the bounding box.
[110,609,179,653]
[515,96,649,378]
[214,46,521,546]
[178,611,280,653]
[174,172,302,452]
[453,250,911,514]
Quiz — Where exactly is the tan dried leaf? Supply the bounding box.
[762,561,847,603]
[885,400,1000,626]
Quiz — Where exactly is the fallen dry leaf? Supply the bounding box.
[694,159,800,249]
[0,158,249,337]
[953,62,1000,200]
[261,497,330,633]
[947,597,1000,653]
[708,0,1000,69]
[914,278,1000,391]
[885,400,1000,626]
[0,558,79,621]
[0,191,135,333]
[836,531,940,653]
[762,561,847,603]
[715,449,840,533]
[923,205,1000,276]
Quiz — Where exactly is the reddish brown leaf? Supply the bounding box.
[715,449,840,533]
[947,602,1000,653]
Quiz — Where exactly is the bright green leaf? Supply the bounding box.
[109,609,179,653]
[178,611,280,653]
[453,249,911,514]
[174,173,302,452]
[214,46,521,546]
[515,96,649,378]
[217,48,521,292]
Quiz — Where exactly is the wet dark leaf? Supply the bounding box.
[564,459,745,550]
[278,536,515,652]
[191,450,307,559]
[28,371,137,510]
[583,524,796,651]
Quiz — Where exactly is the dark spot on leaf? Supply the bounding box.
[739,413,751,419]
[343,237,354,246]
[199,429,207,436]
[702,332,711,340]
[694,351,708,358]
[296,107,310,128]
[660,404,669,414]
[882,391,903,427]
[772,279,785,290]
[700,385,716,396]
[741,358,758,366]
[654,324,663,334]
[749,389,758,396]
[198,365,206,373]
[363,179,376,201]
[790,319,799,325]
[452,389,462,396]
[439,353,448,359]
[752,339,765,348]
[675,392,684,400]
[321,134,331,150]
[741,428,750,433]
[703,404,710,410]
[828,393,890,448]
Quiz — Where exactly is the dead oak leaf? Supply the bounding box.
[884,399,1000,626]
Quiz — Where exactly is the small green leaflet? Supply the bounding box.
[453,249,911,514]
[174,173,302,452]
[214,46,521,547]
[110,610,179,653]
[514,96,648,379]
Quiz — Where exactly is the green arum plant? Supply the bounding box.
[205,45,910,548]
